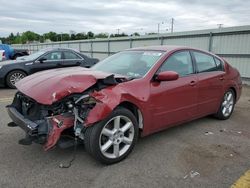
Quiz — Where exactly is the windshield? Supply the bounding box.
[19,51,45,61]
[91,51,164,78]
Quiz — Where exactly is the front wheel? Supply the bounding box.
[84,107,139,164]
[215,89,235,120]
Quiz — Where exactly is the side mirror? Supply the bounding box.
[155,71,179,82]
[38,57,47,63]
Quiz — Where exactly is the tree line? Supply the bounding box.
[0,31,141,44]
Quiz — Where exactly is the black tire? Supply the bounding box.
[6,70,27,89]
[214,89,235,120]
[84,107,139,164]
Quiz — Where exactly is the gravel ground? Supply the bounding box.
[0,86,249,188]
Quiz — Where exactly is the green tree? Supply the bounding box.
[21,31,40,43]
[87,31,94,39]
[131,32,140,36]
[44,32,58,41]
[75,32,88,40]
[95,33,109,38]
[70,34,76,40]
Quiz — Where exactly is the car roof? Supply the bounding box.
[40,47,80,53]
[128,45,198,52]
[127,45,223,59]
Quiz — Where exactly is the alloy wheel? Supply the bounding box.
[99,115,135,159]
[221,91,234,117]
[9,72,25,86]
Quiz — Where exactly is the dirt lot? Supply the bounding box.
[0,87,249,188]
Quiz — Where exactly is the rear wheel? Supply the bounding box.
[6,70,27,89]
[215,89,235,120]
[84,107,138,164]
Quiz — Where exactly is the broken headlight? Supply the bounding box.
[73,94,96,120]
[73,94,97,137]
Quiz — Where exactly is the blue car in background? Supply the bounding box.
[0,44,29,60]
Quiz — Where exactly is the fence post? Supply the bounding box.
[208,32,213,52]
[90,40,93,58]
[108,39,110,55]
[160,36,164,45]
[78,42,81,52]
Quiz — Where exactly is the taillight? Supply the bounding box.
[2,51,5,59]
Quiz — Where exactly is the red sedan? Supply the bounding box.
[7,46,242,164]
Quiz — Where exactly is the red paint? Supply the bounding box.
[156,71,179,81]
[15,67,123,105]
[15,46,242,148]
[44,114,74,151]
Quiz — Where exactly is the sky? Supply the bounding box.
[0,0,250,37]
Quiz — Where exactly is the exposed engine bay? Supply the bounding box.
[7,75,128,150]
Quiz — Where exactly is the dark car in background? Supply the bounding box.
[0,48,99,88]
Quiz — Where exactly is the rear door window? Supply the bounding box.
[214,57,224,71]
[193,51,218,72]
[64,51,81,60]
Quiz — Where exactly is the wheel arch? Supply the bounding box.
[117,101,144,130]
[229,86,237,100]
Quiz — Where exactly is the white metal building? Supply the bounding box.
[12,25,250,81]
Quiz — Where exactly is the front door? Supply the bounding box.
[149,50,198,132]
[30,51,63,74]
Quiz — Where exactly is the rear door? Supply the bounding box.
[191,50,225,116]
[149,50,198,132]
[62,51,83,67]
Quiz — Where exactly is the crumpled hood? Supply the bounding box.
[16,67,119,105]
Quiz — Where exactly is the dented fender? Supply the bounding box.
[85,85,147,126]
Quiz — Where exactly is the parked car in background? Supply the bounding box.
[6,46,242,164]
[0,48,99,88]
[0,50,5,61]
[0,44,29,60]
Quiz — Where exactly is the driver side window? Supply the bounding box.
[159,51,194,77]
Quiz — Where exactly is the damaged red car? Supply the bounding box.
[7,46,242,164]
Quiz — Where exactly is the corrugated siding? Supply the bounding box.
[132,39,160,48]
[212,34,250,54]
[11,26,250,78]
[163,37,209,50]
[110,41,130,52]
[223,57,250,78]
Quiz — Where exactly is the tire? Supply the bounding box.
[6,70,27,89]
[215,89,235,120]
[84,107,139,164]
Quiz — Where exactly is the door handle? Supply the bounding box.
[189,80,196,86]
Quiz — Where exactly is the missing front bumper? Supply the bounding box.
[7,105,75,150]
[7,107,39,135]
[7,106,49,145]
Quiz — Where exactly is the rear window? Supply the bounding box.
[193,51,221,72]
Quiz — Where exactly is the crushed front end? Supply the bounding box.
[6,92,96,150]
